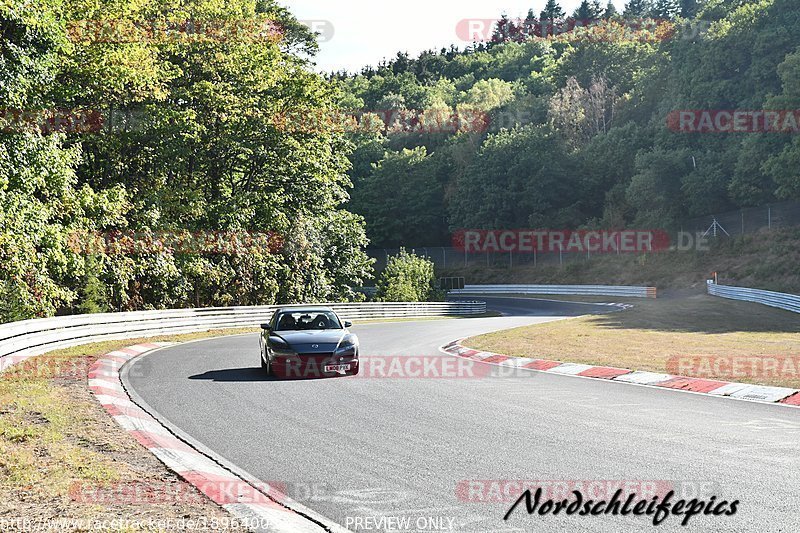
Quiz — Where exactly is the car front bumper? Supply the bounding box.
[270,354,359,378]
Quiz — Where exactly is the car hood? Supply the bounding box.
[273,330,352,353]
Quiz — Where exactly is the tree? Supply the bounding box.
[522,9,538,38]
[338,0,800,255]
[449,124,580,229]
[0,0,377,321]
[78,256,108,314]
[626,149,693,227]
[65,0,373,308]
[459,78,516,111]
[763,49,800,200]
[577,123,648,225]
[350,147,447,248]
[651,0,681,19]
[376,249,441,302]
[680,0,700,18]
[0,1,130,321]
[623,0,654,18]
[573,1,604,20]
[492,14,514,43]
[540,0,567,21]
[548,76,619,148]
[604,1,619,19]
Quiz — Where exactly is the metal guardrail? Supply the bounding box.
[0,301,486,370]
[449,284,657,299]
[707,282,800,314]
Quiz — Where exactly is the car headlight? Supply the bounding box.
[335,341,357,357]
[268,337,295,356]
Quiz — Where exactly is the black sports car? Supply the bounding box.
[259,306,360,378]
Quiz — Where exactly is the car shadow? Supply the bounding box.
[188,367,348,382]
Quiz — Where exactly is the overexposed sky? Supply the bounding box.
[282,1,626,72]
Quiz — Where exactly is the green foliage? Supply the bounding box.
[0,0,374,322]
[627,148,693,226]
[376,249,441,302]
[351,147,448,247]
[651,0,682,19]
[3,0,800,321]
[604,2,620,19]
[335,0,800,246]
[541,0,567,21]
[573,1,605,20]
[449,125,580,229]
[78,256,108,314]
[624,0,654,17]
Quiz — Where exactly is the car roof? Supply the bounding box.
[275,306,335,314]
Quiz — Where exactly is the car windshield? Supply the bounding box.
[274,311,342,332]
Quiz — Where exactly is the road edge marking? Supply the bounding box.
[89,340,352,533]
[439,340,800,409]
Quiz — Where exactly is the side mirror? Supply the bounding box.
[343,321,352,328]
[260,323,271,331]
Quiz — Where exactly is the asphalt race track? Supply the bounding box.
[124,298,800,533]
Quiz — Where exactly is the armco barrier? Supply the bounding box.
[449,284,657,299]
[707,282,800,314]
[0,301,486,371]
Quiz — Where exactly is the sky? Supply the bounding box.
[282,1,627,73]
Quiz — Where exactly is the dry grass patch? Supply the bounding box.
[0,328,257,531]
[465,295,800,388]
[444,227,800,294]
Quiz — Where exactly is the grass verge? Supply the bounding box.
[0,328,257,531]
[442,227,800,294]
[464,294,800,389]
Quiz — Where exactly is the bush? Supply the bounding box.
[376,249,442,302]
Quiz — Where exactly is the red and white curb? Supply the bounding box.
[89,343,348,533]
[441,341,800,408]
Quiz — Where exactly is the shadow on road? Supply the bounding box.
[189,367,347,382]
[189,367,274,382]
[587,294,800,334]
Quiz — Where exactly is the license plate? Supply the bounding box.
[324,364,351,373]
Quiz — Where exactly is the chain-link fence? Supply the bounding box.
[368,246,605,273]
[682,200,800,237]
[367,201,800,273]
